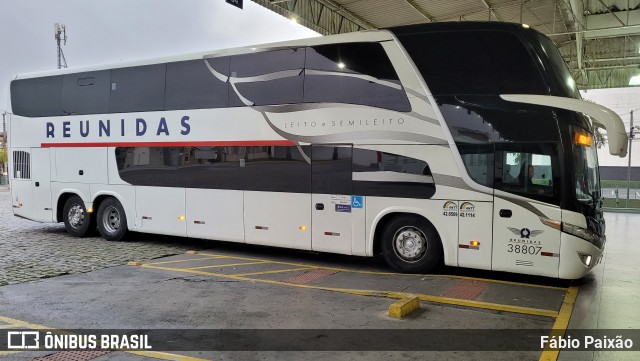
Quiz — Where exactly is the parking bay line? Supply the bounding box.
[233,267,315,277]
[141,264,560,319]
[538,282,580,361]
[188,261,269,270]
[194,252,568,291]
[143,256,226,266]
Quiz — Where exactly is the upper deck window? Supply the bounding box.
[304,43,411,111]
[396,30,547,96]
[11,76,63,117]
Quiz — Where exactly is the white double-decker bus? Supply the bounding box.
[7,22,628,278]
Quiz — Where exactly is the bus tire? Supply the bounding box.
[97,197,128,242]
[381,216,442,273]
[63,195,93,237]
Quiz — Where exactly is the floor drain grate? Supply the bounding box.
[33,351,111,361]
[282,269,339,285]
[441,279,489,300]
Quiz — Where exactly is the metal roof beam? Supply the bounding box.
[251,0,374,35]
[568,0,586,70]
[480,0,501,21]
[404,0,434,22]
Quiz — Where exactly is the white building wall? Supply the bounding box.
[581,88,640,167]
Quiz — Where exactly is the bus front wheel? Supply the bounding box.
[63,195,93,237]
[97,197,128,242]
[381,216,442,274]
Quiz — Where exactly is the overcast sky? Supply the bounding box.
[0,0,319,113]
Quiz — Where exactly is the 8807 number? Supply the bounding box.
[507,244,542,255]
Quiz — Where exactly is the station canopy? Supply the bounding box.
[252,0,640,90]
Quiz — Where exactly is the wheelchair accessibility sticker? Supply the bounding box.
[351,196,363,209]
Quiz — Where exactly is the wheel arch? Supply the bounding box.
[92,191,134,232]
[55,190,90,223]
[369,208,451,266]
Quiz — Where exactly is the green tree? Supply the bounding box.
[0,148,7,175]
[594,128,606,149]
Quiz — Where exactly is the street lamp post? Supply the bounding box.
[627,111,639,207]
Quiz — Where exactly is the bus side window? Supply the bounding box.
[62,70,111,115]
[11,76,63,117]
[228,48,305,107]
[495,147,559,204]
[109,64,166,113]
[165,58,229,110]
[304,43,411,112]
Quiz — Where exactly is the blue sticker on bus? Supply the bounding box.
[336,204,351,213]
[351,196,363,209]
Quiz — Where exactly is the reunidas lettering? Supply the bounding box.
[45,116,191,138]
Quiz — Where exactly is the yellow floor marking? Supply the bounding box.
[195,252,567,290]
[0,351,26,355]
[0,316,211,361]
[144,257,224,266]
[128,350,211,361]
[188,261,268,270]
[233,267,314,277]
[428,274,568,291]
[0,316,50,330]
[0,324,19,329]
[538,282,580,361]
[141,264,559,318]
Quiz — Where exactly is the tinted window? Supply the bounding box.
[62,70,111,115]
[244,146,311,193]
[304,43,410,111]
[436,95,560,144]
[11,76,63,117]
[312,145,352,194]
[457,144,494,188]
[397,31,547,95]
[110,64,166,113]
[352,148,435,199]
[229,48,305,106]
[165,58,229,110]
[535,33,580,99]
[116,146,311,193]
[495,143,560,205]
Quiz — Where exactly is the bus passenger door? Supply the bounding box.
[311,145,353,255]
[492,147,561,278]
[456,144,494,270]
[30,148,53,222]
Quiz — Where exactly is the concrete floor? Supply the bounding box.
[558,211,640,361]
[0,201,638,360]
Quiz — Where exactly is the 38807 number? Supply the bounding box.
[507,244,542,255]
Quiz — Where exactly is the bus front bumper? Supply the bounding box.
[559,232,604,279]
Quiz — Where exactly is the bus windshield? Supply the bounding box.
[573,130,601,206]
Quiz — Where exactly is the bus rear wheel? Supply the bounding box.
[63,195,93,237]
[381,216,442,274]
[97,197,128,242]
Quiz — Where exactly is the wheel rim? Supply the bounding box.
[393,226,428,263]
[67,204,85,228]
[102,206,121,234]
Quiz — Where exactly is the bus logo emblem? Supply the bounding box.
[508,227,544,239]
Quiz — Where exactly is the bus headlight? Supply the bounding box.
[562,222,604,248]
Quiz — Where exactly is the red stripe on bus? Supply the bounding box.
[40,140,297,148]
